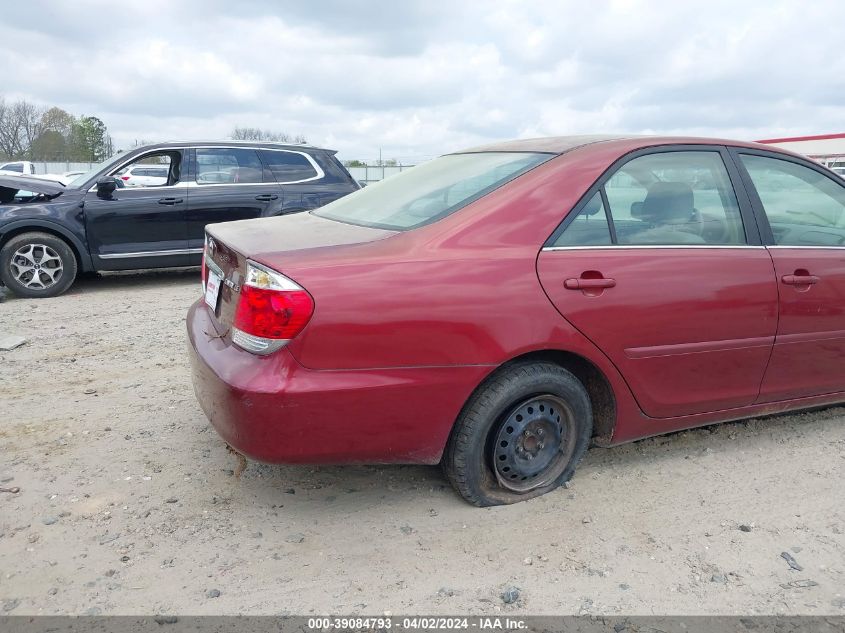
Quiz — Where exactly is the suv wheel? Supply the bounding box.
[443,361,593,506]
[0,232,77,298]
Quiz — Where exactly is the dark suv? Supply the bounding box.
[0,141,360,297]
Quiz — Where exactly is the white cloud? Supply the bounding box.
[1,0,844,162]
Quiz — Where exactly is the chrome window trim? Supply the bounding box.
[767,244,845,249]
[184,181,282,189]
[87,145,324,192]
[90,181,283,193]
[98,248,203,259]
[87,183,186,193]
[541,245,766,251]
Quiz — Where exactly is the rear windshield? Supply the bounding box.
[313,152,552,230]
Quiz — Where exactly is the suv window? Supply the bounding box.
[740,154,845,246]
[111,151,178,186]
[556,151,746,246]
[259,150,319,183]
[2,163,23,173]
[196,148,264,185]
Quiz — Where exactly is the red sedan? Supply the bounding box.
[187,135,845,506]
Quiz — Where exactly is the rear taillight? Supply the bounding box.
[232,261,314,355]
[121,176,130,180]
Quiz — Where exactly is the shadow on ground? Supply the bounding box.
[208,403,845,509]
[0,266,200,302]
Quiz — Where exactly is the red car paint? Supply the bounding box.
[187,136,845,464]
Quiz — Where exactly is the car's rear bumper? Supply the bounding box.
[186,299,492,464]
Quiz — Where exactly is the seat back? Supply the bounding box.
[640,181,694,224]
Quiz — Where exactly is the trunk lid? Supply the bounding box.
[203,212,397,334]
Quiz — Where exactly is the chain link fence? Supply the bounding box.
[25,161,98,175]
[346,164,414,184]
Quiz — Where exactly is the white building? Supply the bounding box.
[756,133,845,168]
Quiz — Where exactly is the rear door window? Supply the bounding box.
[551,192,612,246]
[258,150,319,183]
[605,151,745,245]
[554,150,747,246]
[196,148,264,185]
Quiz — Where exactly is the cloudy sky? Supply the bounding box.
[2,0,844,162]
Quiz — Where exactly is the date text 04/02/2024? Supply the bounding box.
[305,617,527,630]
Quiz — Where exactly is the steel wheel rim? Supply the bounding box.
[491,395,577,492]
[10,243,63,290]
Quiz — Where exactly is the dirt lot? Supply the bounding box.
[0,269,844,616]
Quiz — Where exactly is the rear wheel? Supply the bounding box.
[443,361,593,506]
[0,232,77,298]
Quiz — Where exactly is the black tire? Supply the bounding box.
[443,361,593,506]
[0,232,78,298]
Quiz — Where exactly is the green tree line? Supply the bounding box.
[0,96,114,162]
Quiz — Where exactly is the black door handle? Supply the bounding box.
[158,197,184,205]
[255,194,279,201]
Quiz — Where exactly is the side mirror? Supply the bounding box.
[96,177,118,198]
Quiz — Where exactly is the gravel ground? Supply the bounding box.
[1,269,844,616]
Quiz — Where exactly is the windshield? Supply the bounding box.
[67,152,128,188]
[313,152,552,230]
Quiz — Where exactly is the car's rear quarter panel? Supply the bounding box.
[266,148,650,454]
[281,143,646,371]
[188,299,493,463]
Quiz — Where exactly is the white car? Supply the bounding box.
[0,163,83,186]
[38,171,86,186]
[0,160,37,176]
[118,164,169,187]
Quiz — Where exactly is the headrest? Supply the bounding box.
[582,193,603,216]
[640,182,694,222]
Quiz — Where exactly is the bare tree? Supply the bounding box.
[18,100,46,158]
[0,97,7,158]
[130,139,156,149]
[0,96,46,159]
[0,96,23,158]
[230,127,306,143]
[0,94,116,161]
